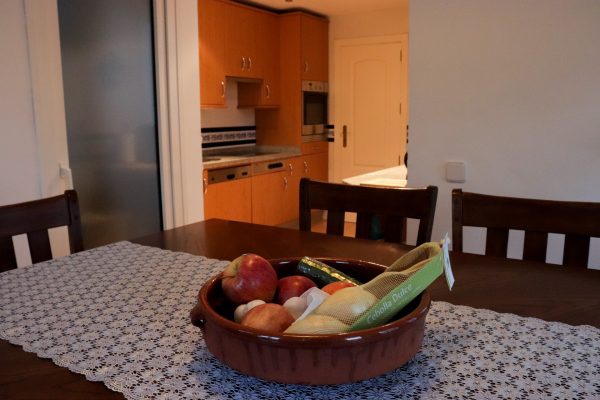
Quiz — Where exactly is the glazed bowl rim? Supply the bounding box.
[196,257,431,345]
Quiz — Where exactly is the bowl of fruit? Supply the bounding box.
[189,250,440,385]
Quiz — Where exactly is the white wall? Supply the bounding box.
[0,0,44,266]
[0,0,41,205]
[409,0,600,267]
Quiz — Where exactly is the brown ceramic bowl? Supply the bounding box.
[190,258,430,385]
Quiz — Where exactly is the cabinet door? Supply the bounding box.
[256,11,279,106]
[198,0,227,107]
[204,177,252,223]
[305,152,328,182]
[225,4,261,78]
[282,157,304,223]
[252,171,287,226]
[301,15,328,82]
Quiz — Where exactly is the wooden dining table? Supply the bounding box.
[1,218,599,399]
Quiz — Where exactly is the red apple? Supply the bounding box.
[321,281,355,295]
[240,303,295,333]
[221,254,278,305]
[275,275,317,305]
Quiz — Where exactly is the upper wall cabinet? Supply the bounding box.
[225,4,261,79]
[301,15,329,82]
[198,0,280,107]
[238,11,280,108]
[198,0,328,109]
[198,0,228,107]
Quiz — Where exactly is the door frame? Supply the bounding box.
[331,34,408,183]
[24,0,203,231]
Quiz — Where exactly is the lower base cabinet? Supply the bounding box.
[203,176,252,223]
[204,147,328,226]
[251,170,288,226]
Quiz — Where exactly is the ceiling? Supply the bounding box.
[242,0,408,17]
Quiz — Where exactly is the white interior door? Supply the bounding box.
[334,35,408,182]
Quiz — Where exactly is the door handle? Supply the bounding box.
[303,161,308,174]
[288,163,293,175]
[220,81,225,98]
[247,57,252,71]
[343,125,348,148]
[241,56,246,70]
[265,84,271,99]
[304,61,309,73]
[203,177,208,194]
[283,176,288,189]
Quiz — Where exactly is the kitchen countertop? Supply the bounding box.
[342,165,408,187]
[202,146,301,170]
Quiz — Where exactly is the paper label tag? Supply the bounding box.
[442,233,455,290]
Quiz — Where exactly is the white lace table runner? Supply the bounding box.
[1,242,599,400]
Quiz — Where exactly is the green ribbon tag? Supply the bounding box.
[349,250,443,331]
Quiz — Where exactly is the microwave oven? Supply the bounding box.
[302,80,328,136]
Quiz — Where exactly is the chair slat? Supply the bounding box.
[485,228,508,258]
[0,237,17,272]
[563,234,590,268]
[0,190,83,270]
[355,212,373,240]
[452,189,599,268]
[326,210,345,236]
[27,230,53,264]
[523,231,547,263]
[299,178,438,245]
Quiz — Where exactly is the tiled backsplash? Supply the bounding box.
[201,126,256,149]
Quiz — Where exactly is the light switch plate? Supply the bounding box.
[446,161,466,183]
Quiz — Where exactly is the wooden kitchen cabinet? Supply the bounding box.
[301,141,329,181]
[198,0,227,107]
[301,14,329,82]
[255,11,280,106]
[225,3,261,79]
[257,12,328,148]
[236,10,280,108]
[203,175,252,223]
[252,170,289,226]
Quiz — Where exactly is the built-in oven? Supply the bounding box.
[302,80,328,136]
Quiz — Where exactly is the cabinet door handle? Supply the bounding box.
[241,56,246,70]
[283,176,288,189]
[265,84,271,98]
[220,81,225,98]
[247,57,252,70]
[203,177,208,194]
[343,125,348,148]
[288,163,293,175]
[304,61,309,73]
[303,161,308,174]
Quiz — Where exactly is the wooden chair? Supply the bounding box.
[299,178,438,245]
[452,189,600,267]
[0,190,83,272]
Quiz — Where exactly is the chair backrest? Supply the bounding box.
[0,190,83,271]
[452,189,600,267]
[299,178,438,245]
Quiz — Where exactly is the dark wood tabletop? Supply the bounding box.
[2,219,599,399]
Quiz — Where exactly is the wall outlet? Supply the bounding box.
[446,161,466,183]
